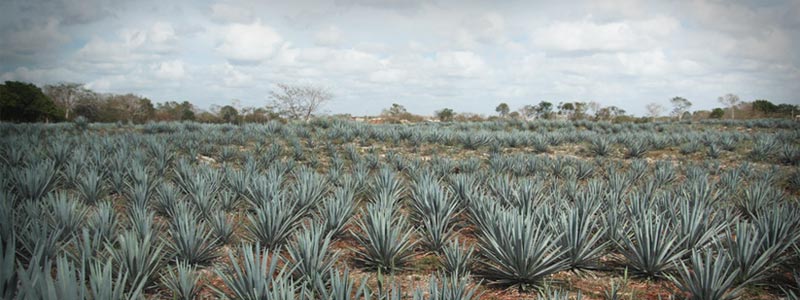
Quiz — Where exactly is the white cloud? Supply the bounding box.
[153,60,186,80]
[217,20,283,63]
[434,51,488,77]
[314,26,343,47]
[531,17,678,52]
[210,3,255,23]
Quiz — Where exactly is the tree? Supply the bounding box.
[645,102,665,122]
[0,81,62,122]
[670,97,692,121]
[595,106,626,121]
[269,83,332,121]
[535,101,553,119]
[709,108,725,119]
[435,108,455,122]
[495,102,510,118]
[558,102,575,116]
[383,103,408,117]
[43,82,93,120]
[718,94,740,120]
[518,105,537,120]
[219,105,240,124]
[752,100,777,115]
[776,104,798,118]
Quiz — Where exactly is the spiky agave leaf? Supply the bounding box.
[0,238,16,299]
[75,167,106,205]
[161,260,203,300]
[410,179,459,252]
[207,210,236,245]
[668,248,742,300]
[723,219,794,285]
[212,242,293,300]
[13,159,57,202]
[477,208,567,291]
[618,209,687,278]
[412,274,482,300]
[89,257,145,300]
[286,223,340,287]
[440,238,474,277]
[313,268,370,300]
[352,202,417,272]
[44,192,89,239]
[107,230,165,290]
[167,203,219,265]
[557,202,608,271]
[289,168,329,215]
[319,187,356,238]
[245,194,304,250]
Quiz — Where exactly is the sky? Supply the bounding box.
[1,0,799,116]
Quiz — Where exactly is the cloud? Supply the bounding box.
[216,20,283,64]
[0,18,70,56]
[153,60,186,80]
[210,2,255,23]
[434,51,488,78]
[314,26,343,46]
[531,17,679,53]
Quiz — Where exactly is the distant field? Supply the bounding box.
[1,118,798,299]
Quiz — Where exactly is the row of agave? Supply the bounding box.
[2,118,799,166]
[1,120,799,300]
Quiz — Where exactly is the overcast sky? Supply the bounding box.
[1,0,798,116]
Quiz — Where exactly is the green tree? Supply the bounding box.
[536,101,553,119]
[0,81,62,122]
[495,102,510,118]
[219,105,240,124]
[435,108,455,122]
[752,99,777,115]
[709,108,725,119]
[383,103,408,117]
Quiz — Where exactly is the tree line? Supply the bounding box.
[1,80,796,124]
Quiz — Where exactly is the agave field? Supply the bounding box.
[1,118,799,300]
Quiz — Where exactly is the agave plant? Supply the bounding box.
[352,202,417,272]
[413,274,482,300]
[245,195,304,250]
[0,239,16,299]
[161,260,203,300]
[44,192,89,239]
[207,211,236,245]
[477,208,567,291]
[589,138,612,157]
[13,159,57,202]
[618,210,687,278]
[213,243,294,300]
[735,182,783,219]
[167,203,220,265]
[75,167,106,205]
[289,168,329,215]
[107,230,165,289]
[668,248,742,300]
[286,223,340,287]
[410,179,459,252]
[313,268,370,300]
[440,238,474,277]
[319,187,356,238]
[557,203,608,271]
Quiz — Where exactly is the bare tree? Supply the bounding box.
[670,97,692,121]
[43,82,92,120]
[645,102,665,122]
[269,83,332,121]
[718,93,740,120]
